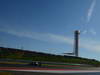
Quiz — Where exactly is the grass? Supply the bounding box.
[42,64,81,67]
[0,62,28,65]
[0,72,14,75]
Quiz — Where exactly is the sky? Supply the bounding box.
[0,0,100,60]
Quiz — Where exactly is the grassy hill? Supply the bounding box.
[0,47,100,67]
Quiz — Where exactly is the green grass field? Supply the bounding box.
[0,47,100,67]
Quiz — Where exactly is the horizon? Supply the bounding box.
[0,0,100,60]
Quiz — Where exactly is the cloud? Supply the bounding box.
[0,27,73,44]
[82,29,96,35]
[90,29,96,35]
[82,30,88,34]
[0,27,100,53]
[87,0,96,22]
[80,39,100,52]
[82,0,96,36]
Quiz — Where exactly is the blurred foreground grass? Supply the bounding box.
[0,72,14,75]
[0,62,27,64]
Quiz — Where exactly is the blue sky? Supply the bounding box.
[0,0,100,60]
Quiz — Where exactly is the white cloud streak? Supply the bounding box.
[82,29,96,35]
[0,28,73,44]
[87,0,96,22]
[82,30,88,34]
[80,39,100,52]
[90,29,96,35]
[0,27,100,53]
[82,0,96,35]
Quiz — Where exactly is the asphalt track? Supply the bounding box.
[0,67,100,74]
[0,59,100,74]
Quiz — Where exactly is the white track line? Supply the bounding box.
[10,69,100,73]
